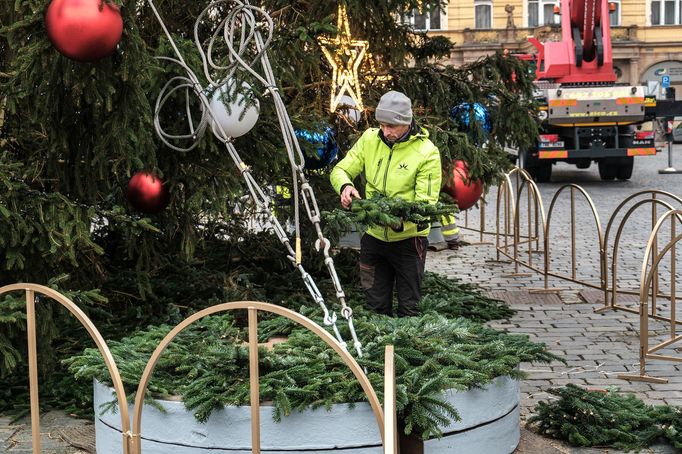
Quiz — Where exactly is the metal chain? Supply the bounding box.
[146,0,363,356]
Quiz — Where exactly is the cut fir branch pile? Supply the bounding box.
[65,269,554,439]
[526,384,682,452]
[322,194,457,236]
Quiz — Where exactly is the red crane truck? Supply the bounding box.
[519,0,675,182]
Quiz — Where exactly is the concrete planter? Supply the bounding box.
[94,376,519,453]
[338,226,362,249]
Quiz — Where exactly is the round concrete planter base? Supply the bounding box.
[94,376,519,453]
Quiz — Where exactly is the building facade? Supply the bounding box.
[414,0,682,96]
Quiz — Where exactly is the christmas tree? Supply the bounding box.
[0,0,538,415]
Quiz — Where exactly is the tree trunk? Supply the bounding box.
[398,419,424,454]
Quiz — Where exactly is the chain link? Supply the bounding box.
[146,0,363,356]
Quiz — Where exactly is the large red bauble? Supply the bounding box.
[45,0,123,62]
[454,160,468,170]
[442,161,483,210]
[126,172,170,214]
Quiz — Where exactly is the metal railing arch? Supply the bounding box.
[2,288,397,454]
[0,284,132,454]
[544,183,604,290]
[130,301,396,454]
[619,210,682,382]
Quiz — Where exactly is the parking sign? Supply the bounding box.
[662,75,671,88]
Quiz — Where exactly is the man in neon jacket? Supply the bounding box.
[330,91,442,316]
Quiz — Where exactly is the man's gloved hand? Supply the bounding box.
[340,185,361,209]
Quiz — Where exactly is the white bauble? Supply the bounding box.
[337,95,361,123]
[209,80,260,139]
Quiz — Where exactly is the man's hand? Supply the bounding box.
[340,185,361,209]
[391,217,404,231]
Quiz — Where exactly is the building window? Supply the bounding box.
[475,0,493,29]
[651,0,682,25]
[609,0,621,26]
[405,4,443,31]
[528,0,559,27]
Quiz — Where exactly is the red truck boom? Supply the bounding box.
[530,0,616,84]
[519,0,667,182]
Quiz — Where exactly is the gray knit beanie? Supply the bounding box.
[375,91,413,125]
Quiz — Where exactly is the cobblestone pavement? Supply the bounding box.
[439,148,682,403]
[2,152,681,453]
[1,412,92,454]
[426,149,682,453]
[428,239,682,410]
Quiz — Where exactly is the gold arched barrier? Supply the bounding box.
[3,289,397,454]
[491,169,546,277]
[620,210,682,383]
[602,191,682,313]
[130,301,396,454]
[463,170,682,305]
[0,284,132,454]
[494,172,516,263]
[511,171,546,275]
[544,184,604,291]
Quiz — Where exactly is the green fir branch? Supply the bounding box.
[527,384,682,452]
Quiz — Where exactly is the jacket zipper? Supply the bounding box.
[382,149,394,193]
[382,146,395,240]
[372,158,383,186]
[427,173,432,196]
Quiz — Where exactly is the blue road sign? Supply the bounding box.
[662,75,671,88]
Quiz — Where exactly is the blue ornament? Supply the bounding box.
[450,102,492,134]
[295,127,339,170]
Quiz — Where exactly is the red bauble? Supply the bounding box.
[442,161,483,211]
[126,172,170,214]
[45,0,123,62]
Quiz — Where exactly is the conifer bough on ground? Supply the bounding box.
[527,384,682,451]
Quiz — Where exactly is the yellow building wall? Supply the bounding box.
[638,26,682,42]
[444,0,658,30]
[446,0,527,29]
[446,0,473,30]
[621,0,648,27]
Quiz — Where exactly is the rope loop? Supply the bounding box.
[146,0,363,356]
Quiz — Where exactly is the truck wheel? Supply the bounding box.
[520,149,552,182]
[598,160,617,180]
[616,157,634,180]
[531,163,552,183]
[575,159,591,169]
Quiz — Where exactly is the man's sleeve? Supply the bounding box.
[330,132,367,194]
[414,145,442,204]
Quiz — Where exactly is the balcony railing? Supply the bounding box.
[434,25,640,47]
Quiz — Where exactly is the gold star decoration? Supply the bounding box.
[318,4,368,112]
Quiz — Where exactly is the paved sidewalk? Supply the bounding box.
[427,233,682,414]
[426,235,681,454]
[1,412,93,454]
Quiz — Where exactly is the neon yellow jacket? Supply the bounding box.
[330,126,442,242]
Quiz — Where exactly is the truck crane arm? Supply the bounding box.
[571,0,597,62]
[531,0,615,84]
